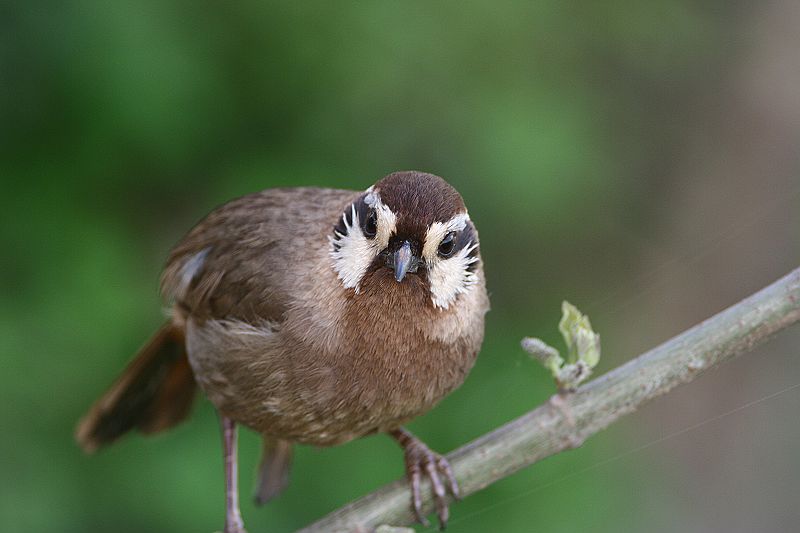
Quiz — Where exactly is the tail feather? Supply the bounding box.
[75,323,196,453]
[254,437,293,505]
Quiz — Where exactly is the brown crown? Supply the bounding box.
[374,171,466,240]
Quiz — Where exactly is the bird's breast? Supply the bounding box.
[185,267,487,446]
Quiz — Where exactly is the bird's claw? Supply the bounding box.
[394,429,459,530]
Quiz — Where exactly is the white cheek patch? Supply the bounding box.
[329,205,374,291]
[329,189,396,292]
[428,241,480,309]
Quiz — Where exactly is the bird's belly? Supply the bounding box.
[203,355,466,447]
[186,319,474,446]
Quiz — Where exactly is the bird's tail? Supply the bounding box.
[254,437,293,505]
[75,323,197,453]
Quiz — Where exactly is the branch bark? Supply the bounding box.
[299,267,800,533]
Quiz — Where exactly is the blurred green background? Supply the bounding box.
[2,1,799,532]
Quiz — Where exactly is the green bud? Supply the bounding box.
[559,301,601,368]
[524,301,601,391]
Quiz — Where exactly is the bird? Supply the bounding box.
[75,170,490,532]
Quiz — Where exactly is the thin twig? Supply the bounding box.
[299,267,800,532]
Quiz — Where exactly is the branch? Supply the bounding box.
[300,267,800,532]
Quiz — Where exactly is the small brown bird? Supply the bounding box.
[76,171,489,531]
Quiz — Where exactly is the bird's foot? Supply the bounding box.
[390,428,460,530]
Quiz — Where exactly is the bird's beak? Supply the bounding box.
[393,241,414,282]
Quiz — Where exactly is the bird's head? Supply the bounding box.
[330,171,481,309]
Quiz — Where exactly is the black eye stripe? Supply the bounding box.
[457,223,476,250]
[445,222,480,272]
[333,194,371,240]
[462,223,480,271]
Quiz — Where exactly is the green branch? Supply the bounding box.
[299,267,800,532]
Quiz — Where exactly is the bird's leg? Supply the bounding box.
[221,415,247,533]
[389,427,460,530]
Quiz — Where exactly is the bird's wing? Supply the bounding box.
[160,187,357,325]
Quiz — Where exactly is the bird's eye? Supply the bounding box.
[438,232,456,257]
[363,209,378,238]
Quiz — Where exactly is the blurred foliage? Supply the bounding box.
[1,1,744,532]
